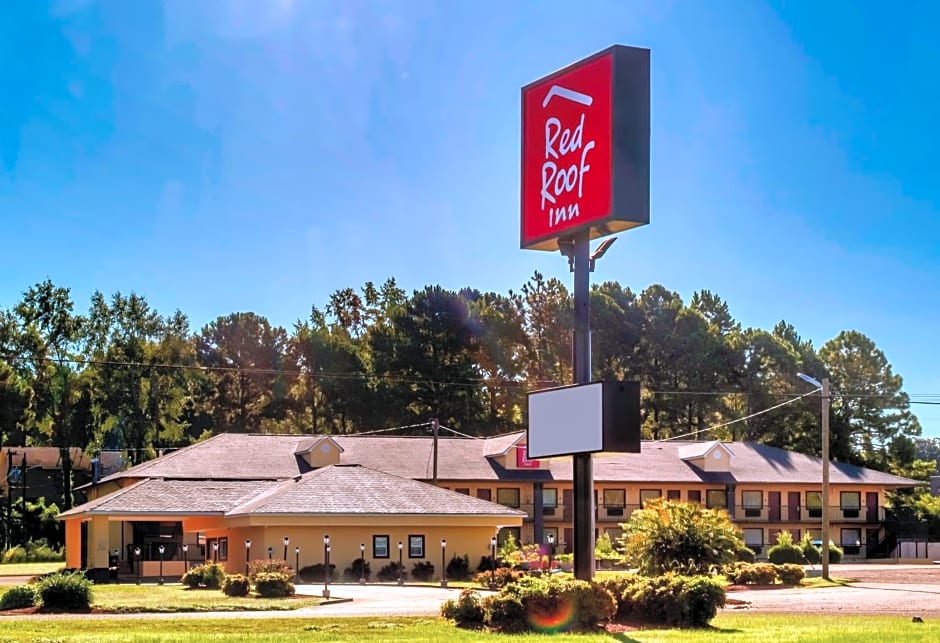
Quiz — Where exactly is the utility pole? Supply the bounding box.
[5,450,17,548]
[821,377,831,580]
[431,417,439,484]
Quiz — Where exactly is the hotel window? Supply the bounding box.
[841,528,862,555]
[604,489,626,516]
[373,535,390,559]
[455,488,470,495]
[806,491,823,518]
[477,489,491,501]
[408,535,425,558]
[706,489,727,509]
[742,490,763,517]
[687,490,702,504]
[743,528,764,553]
[496,488,520,508]
[543,488,558,516]
[206,537,228,562]
[639,489,662,507]
[841,492,861,518]
[666,490,681,500]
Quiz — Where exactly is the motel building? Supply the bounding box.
[58,431,921,581]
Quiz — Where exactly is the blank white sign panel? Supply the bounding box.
[527,382,604,458]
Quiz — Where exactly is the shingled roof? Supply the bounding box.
[89,431,920,489]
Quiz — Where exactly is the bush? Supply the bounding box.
[730,563,778,585]
[445,554,472,581]
[473,567,524,589]
[181,567,204,588]
[0,584,36,609]
[182,563,224,589]
[476,555,497,573]
[767,531,804,564]
[735,546,756,563]
[829,542,844,563]
[254,572,294,598]
[598,572,726,627]
[799,535,844,564]
[2,546,27,564]
[299,563,336,583]
[247,559,292,581]
[376,562,406,582]
[36,570,93,610]
[776,563,805,585]
[620,499,744,575]
[342,558,371,582]
[411,561,435,582]
[481,575,616,633]
[441,588,485,626]
[221,574,250,597]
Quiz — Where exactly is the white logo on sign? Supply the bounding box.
[539,85,595,228]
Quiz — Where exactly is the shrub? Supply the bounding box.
[473,567,524,589]
[26,541,64,562]
[731,563,778,585]
[299,563,336,583]
[376,562,406,582]
[482,575,616,633]
[776,563,806,585]
[248,559,292,581]
[254,572,294,598]
[477,555,497,573]
[441,588,485,626]
[181,567,204,588]
[342,558,371,582]
[182,563,224,589]
[619,499,744,575]
[221,574,250,597]
[35,570,93,611]
[768,531,804,564]
[799,535,844,564]
[411,561,435,582]
[735,546,756,563]
[595,532,620,561]
[829,542,844,563]
[498,532,520,558]
[2,546,27,564]
[598,572,725,627]
[0,584,36,610]
[446,554,472,581]
[481,593,527,633]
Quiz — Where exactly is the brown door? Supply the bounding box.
[563,528,574,554]
[787,491,801,521]
[563,489,573,522]
[477,489,491,501]
[666,490,681,500]
[768,491,781,522]
[866,492,879,522]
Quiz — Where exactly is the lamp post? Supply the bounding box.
[397,541,404,585]
[548,533,555,571]
[323,535,330,598]
[182,544,189,573]
[212,541,219,563]
[294,546,300,584]
[267,546,273,560]
[134,547,141,585]
[158,545,165,585]
[490,536,497,589]
[283,536,289,562]
[245,538,252,575]
[798,372,831,580]
[440,538,447,588]
[359,543,366,584]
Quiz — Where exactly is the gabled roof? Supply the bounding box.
[87,431,921,489]
[227,465,526,517]
[677,440,734,460]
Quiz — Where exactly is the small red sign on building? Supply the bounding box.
[516,444,541,469]
[521,45,650,251]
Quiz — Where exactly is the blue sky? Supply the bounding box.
[2,1,938,438]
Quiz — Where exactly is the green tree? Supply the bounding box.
[619,498,744,575]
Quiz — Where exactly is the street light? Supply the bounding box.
[182,543,189,574]
[212,541,219,563]
[283,536,289,562]
[245,538,252,575]
[490,536,498,589]
[323,535,331,598]
[158,545,165,585]
[440,538,447,588]
[134,547,141,585]
[397,541,404,585]
[359,543,366,584]
[294,546,300,584]
[798,372,831,580]
[548,532,555,570]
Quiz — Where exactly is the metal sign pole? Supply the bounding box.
[570,231,595,580]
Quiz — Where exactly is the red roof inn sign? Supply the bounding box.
[521,45,650,251]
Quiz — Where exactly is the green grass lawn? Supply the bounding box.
[0,614,936,642]
[0,561,65,576]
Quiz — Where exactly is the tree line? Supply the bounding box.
[0,274,931,490]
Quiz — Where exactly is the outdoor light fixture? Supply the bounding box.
[134,547,141,585]
[323,535,331,598]
[440,538,447,588]
[245,538,252,575]
[548,533,555,570]
[490,536,498,589]
[283,536,289,561]
[212,541,219,563]
[397,541,404,585]
[267,546,273,560]
[182,543,189,573]
[294,546,300,584]
[798,372,831,580]
[158,544,165,585]
[359,543,366,584]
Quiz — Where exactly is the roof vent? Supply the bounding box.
[292,474,302,482]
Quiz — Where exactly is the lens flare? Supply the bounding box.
[526,596,579,633]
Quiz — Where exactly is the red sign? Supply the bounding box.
[516,445,541,469]
[521,46,650,251]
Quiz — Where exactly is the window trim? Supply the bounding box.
[408,535,425,559]
[639,489,662,507]
[705,489,727,509]
[373,535,390,559]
